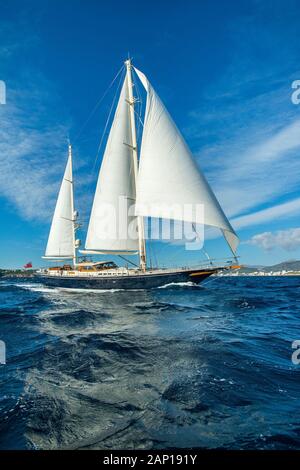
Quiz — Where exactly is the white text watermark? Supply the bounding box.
[291,80,300,105]
[0,340,6,365]
[89,197,205,251]
[291,340,300,365]
[0,81,6,104]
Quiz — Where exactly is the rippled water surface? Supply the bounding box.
[0,276,300,449]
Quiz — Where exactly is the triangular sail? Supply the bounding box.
[134,67,239,254]
[44,151,75,259]
[84,75,139,254]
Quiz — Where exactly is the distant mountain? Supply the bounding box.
[239,260,300,273]
[263,260,300,272]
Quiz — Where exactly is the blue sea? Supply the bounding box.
[0,276,300,450]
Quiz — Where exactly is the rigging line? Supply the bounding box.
[132,67,144,143]
[148,228,159,268]
[191,223,213,265]
[73,64,125,144]
[134,109,144,131]
[92,68,125,173]
[118,255,139,268]
[148,220,161,269]
[150,240,158,269]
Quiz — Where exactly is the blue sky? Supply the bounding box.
[0,0,300,268]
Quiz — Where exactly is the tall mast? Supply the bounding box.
[125,59,147,271]
[68,143,77,267]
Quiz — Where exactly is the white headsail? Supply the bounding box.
[134,67,239,255]
[84,74,139,255]
[44,146,76,259]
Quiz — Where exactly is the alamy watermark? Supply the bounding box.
[0,80,6,104]
[291,80,300,104]
[291,340,300,365]
[0,340,6,365]
[89,197,205,251]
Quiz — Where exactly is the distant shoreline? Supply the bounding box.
[218,272,300,277]
[0,269,36,278]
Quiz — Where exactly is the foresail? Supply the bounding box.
[44,154,75,258]
[85,75,139,254]
[134,67,239,254]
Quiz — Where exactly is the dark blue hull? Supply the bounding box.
[35,268,217,290]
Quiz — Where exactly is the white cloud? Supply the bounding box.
[0,86,97,232]
[232,197,300,230]
[0,91,70,221]
[245,228,300,252]
[184,75,300,239]
[184,22,300,225]
[0,20,72,222]
[199,116,300,220]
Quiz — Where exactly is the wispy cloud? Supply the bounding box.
[244,227,300,252]
[232,197,300,230]
[0,16,71,222]
[183,6,300,229]
[198,196,300,247]
[0,86,71,221]
[0,89,96,224]
[189,90,300,221]
[0,15,94,224]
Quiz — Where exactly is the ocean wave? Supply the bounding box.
[157,281,199,289]
[1,276,300,450]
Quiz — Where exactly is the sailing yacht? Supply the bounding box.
[36,59,240,289]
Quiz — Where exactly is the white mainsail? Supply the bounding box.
[44,146,75,259]
[84,74,139,255]
[134,67,239,255]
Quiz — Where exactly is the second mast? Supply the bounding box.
[125,59,147,271]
